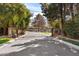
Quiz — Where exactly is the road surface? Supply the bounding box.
[0,32,79,56]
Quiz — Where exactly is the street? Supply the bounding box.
[0,32,79,56]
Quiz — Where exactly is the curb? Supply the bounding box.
[53,37,79,50]
[59,36,79,42]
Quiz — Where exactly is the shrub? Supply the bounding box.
[64,19,79,39]
[0,38,11,44]
[52,20,60,29]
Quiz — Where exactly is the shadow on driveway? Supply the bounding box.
[0,36,79,56]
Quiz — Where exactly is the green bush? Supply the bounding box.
[64,19,79,38]
[52,20,60,28]
[0,38,11,44]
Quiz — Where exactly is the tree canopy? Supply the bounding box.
[32,14,46,28]
[0,3,31,36]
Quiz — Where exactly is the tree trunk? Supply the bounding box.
[16,28,18,37]
[20,28,25,35]
[0,28,4,36]
[63,4,66,36]
[60,3,64,35]
[70,3,74,22]
[3,28,6,35]
[3,28,8,35]
[51,28,53,36]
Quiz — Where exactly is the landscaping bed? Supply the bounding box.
[0,38,12,44]
[59,36,79,46]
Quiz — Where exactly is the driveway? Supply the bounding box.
[0,31,79,56]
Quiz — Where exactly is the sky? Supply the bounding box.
[25,3,42,18]
[24,3,48,26]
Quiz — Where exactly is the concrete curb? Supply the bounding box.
[59,36,79,42]
[53,37,79,50]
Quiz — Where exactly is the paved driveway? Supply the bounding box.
[0,32,79,56]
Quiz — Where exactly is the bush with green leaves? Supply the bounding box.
[64,19,79,38]
[0,38,11,44]
[52,20,60,29]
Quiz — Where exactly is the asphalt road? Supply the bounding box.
[0,32,79,56]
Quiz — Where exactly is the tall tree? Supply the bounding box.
[41,3,68,36]
[32,14,46,31]
[0,3,31,37]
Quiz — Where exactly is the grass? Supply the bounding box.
[59,37,79,46]
[40,32,51,36]
[0,38,11,44]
